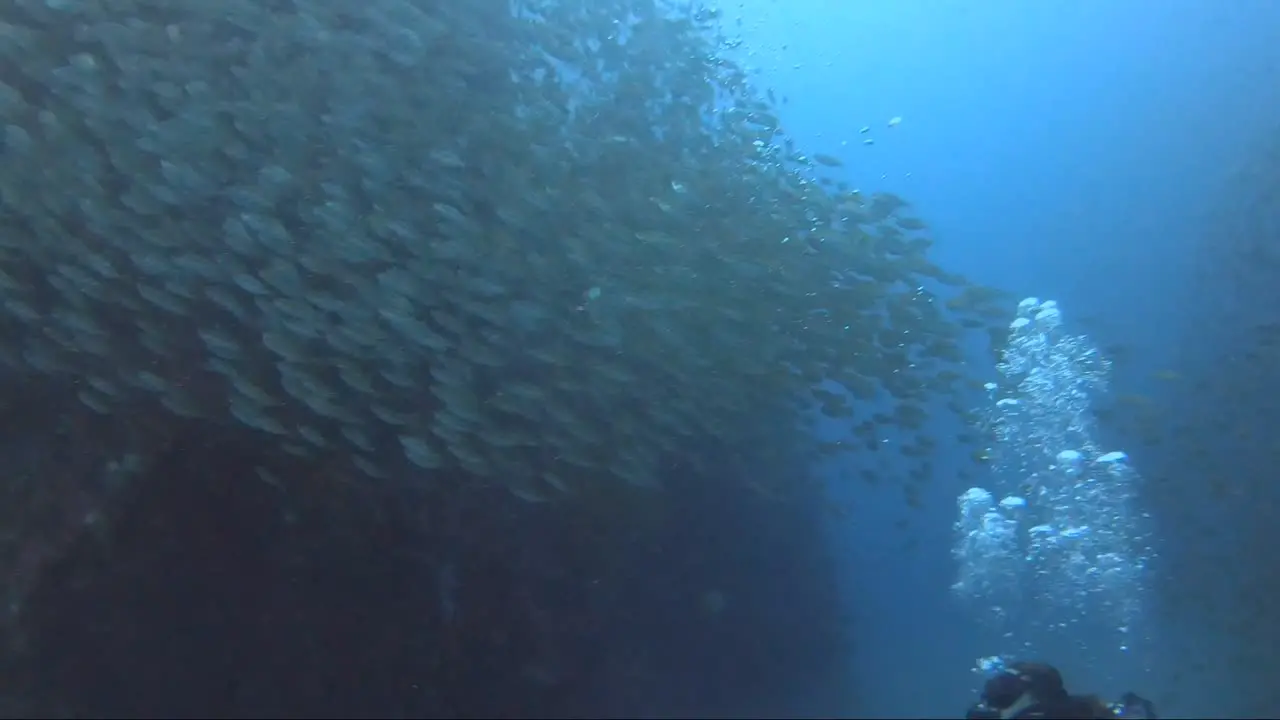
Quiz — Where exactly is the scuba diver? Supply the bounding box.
[963,661,1158,719]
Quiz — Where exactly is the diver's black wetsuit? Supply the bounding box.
[964,661,1157,720]
[965,695,1115,719]
[1009,695,1117,719]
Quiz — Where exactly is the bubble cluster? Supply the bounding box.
[952,487,1022,620]
[953,298,1152,644]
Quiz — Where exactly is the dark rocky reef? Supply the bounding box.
[0,380,851,718]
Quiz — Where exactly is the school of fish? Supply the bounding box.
[0,0,1004,504]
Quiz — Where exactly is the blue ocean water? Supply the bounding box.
[2,1,1278,716]
[729,1,1280,716]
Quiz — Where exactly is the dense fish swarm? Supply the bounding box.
[0,0,1000,502]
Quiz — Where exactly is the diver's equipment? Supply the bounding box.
[980,668,1032,711]
[1110,691,1157,719]
[963,703,1002,719]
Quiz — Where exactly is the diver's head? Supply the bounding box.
[1115,691,1158,719]
[980,661,1068,718]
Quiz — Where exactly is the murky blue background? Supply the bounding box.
[731,1,1280,715]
